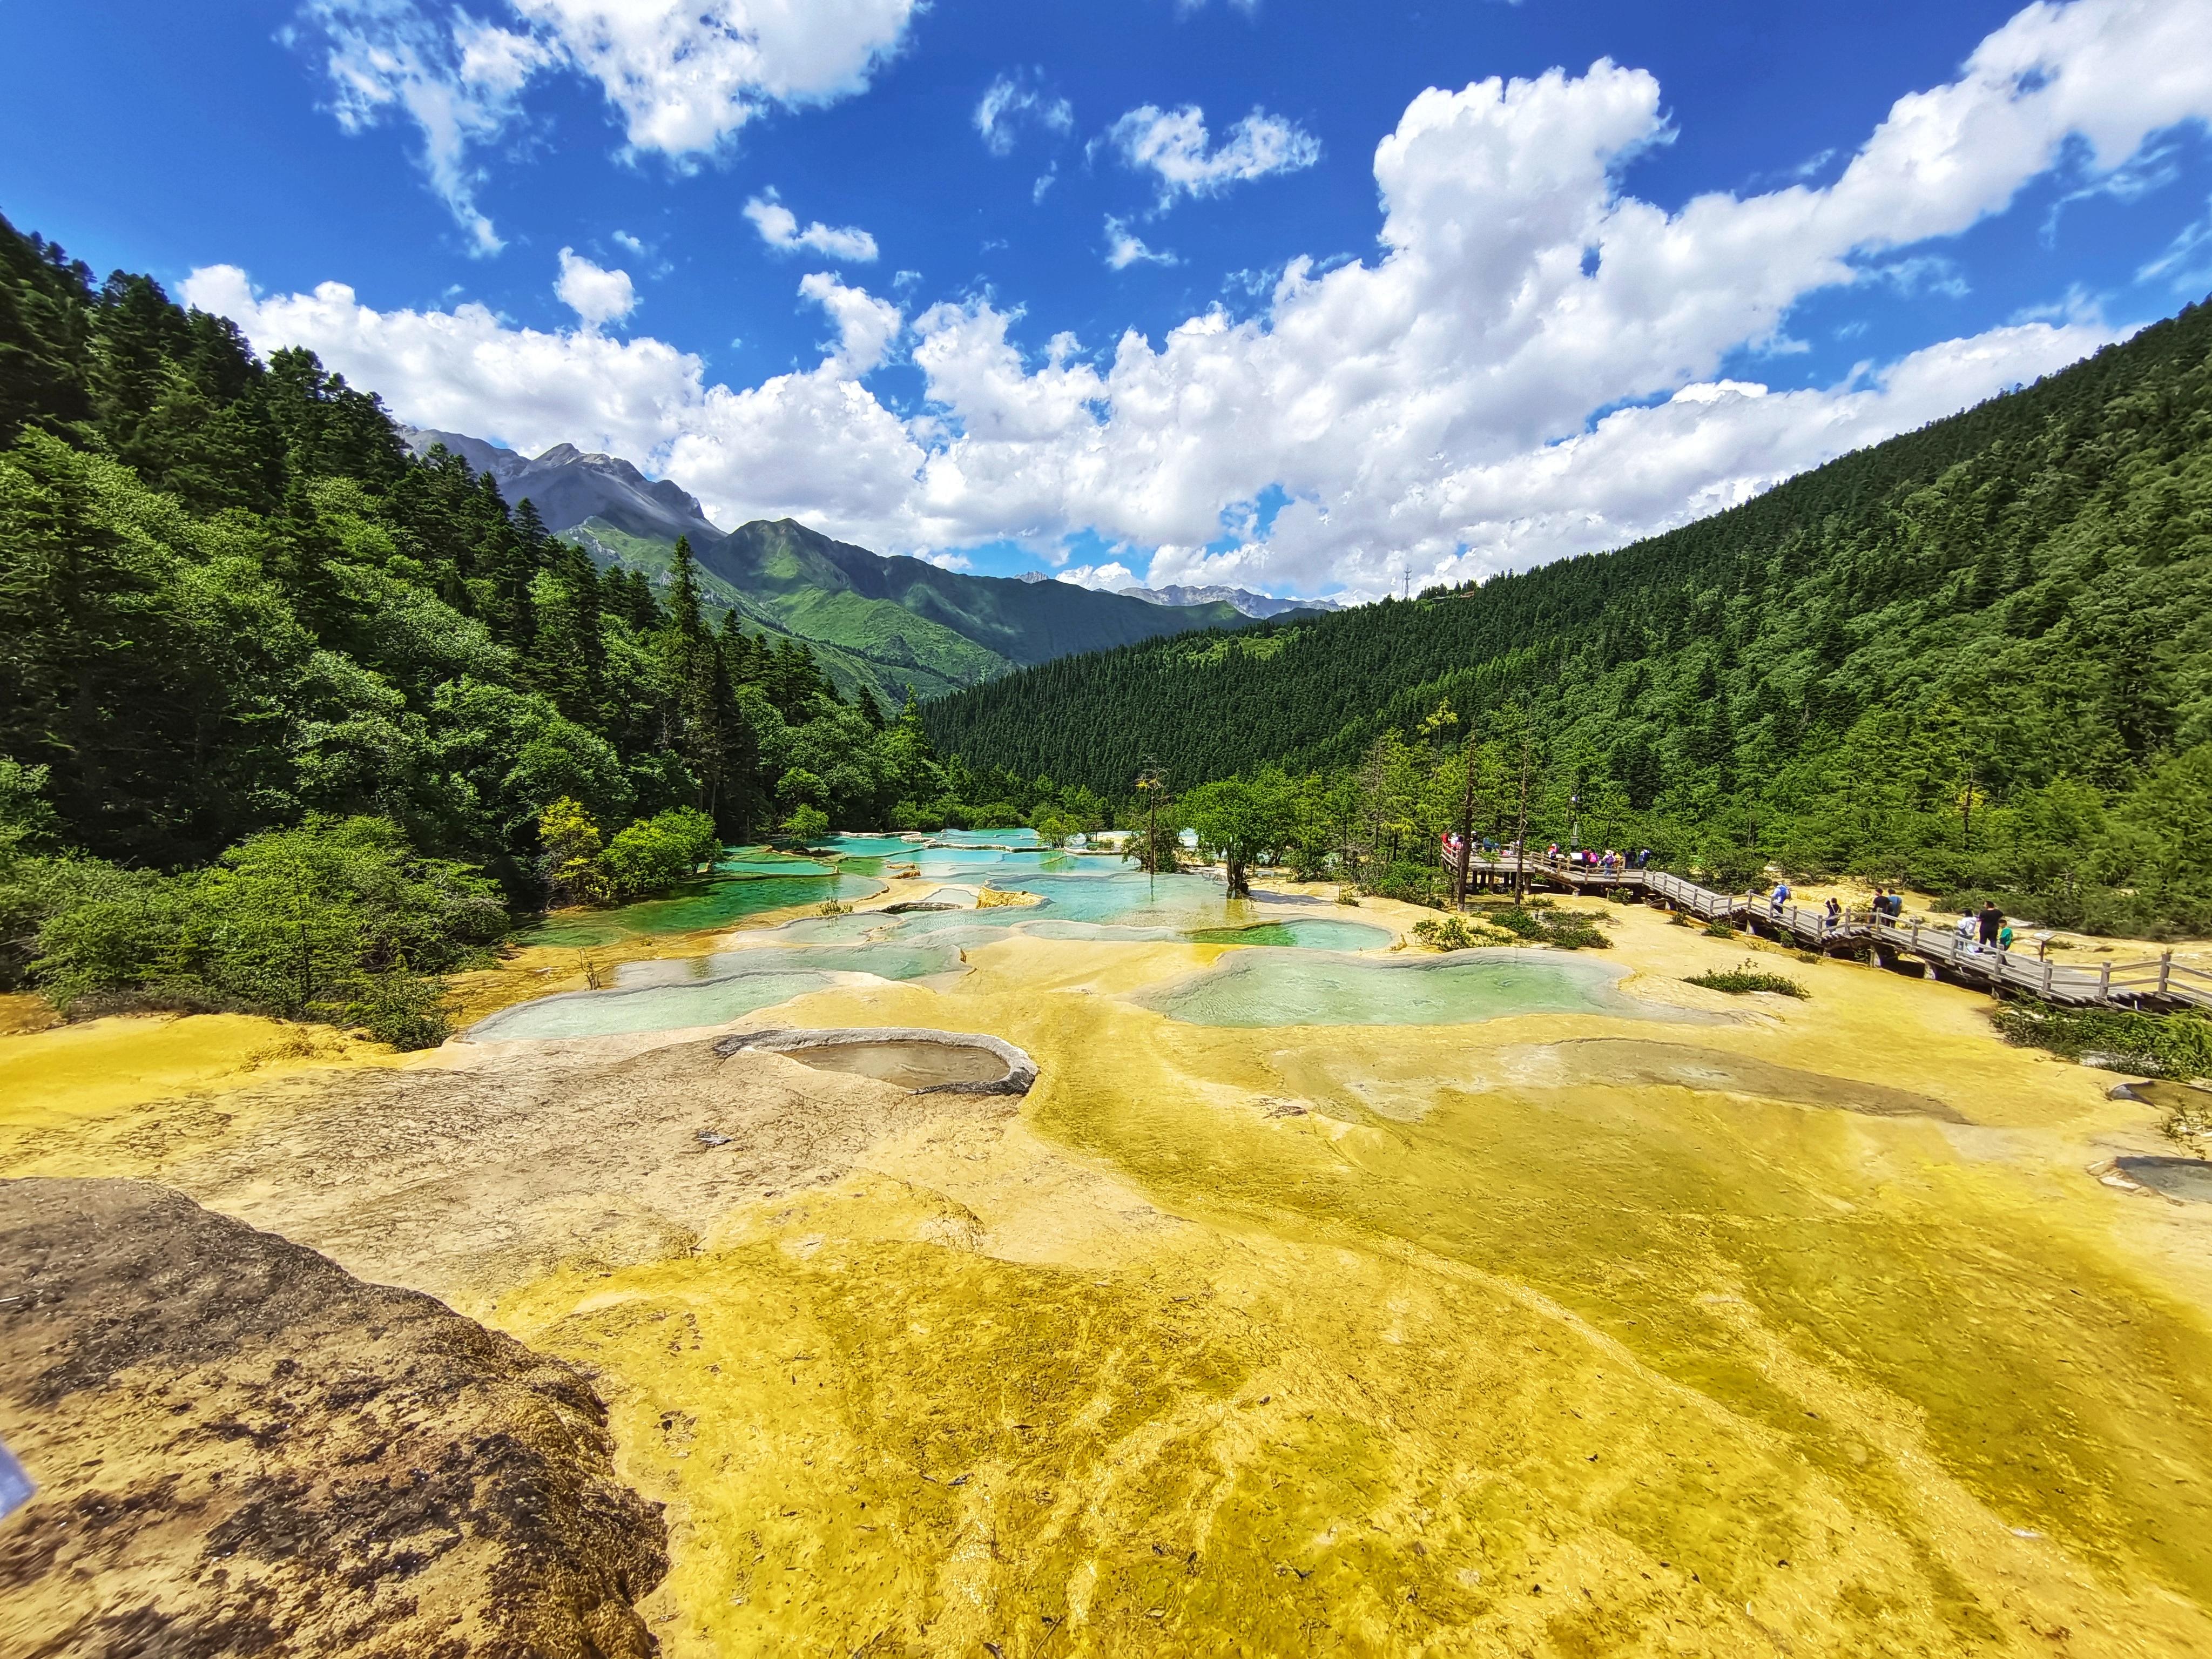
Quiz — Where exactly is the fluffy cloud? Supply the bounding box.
[299,1,550,252]
[235,0,2210,596]
[178,262,700,462]
[1103,216,1177,269]
[1107,104,1321,203]
[796,271,902,373]
[1057,562,1138,590]
[296,0,918,244]
[554,247,637,327]
[744,192,880,262]
[975,69,1074,157]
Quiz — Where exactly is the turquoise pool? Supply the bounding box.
[469,939,964,1040]
[516,871,887,947]
[1135,950,1644,1028]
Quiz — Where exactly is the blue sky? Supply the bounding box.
[5,0,2211,596]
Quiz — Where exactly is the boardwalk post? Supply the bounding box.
[2099,961,2112,1002]
[2044,959,2055,997]
[2161,950,2174,997]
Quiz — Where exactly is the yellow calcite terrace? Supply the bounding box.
[4,897,2209,1656]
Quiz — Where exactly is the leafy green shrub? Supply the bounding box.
[1412,914,1483,950]
[779,804,831,847]
[537,797,610,906]
[1992,1002,2212,1078]
[1686,962,1810,997]
[1480,904,1611,949]
[1365,860,1445,907]
[602,807,723,896]
[30,816,503,1048]
[1488,906,1548,940]
[1542,912,1614,951]
[1702,919,1737,939]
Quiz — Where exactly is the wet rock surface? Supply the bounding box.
[0,1178,667,1659]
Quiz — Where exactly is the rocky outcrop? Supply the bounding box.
[0,1179,666,1658]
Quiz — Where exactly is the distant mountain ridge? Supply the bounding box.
[402,429,720,549]
[399,428,1278,705]
[1116,583,1338,618]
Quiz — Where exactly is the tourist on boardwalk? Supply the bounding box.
[1770,880,1790,919]
[1955,910,1982,952]
[1977,901,2004,947]
[1824,896,1843,930]
[1635,848,1651,869]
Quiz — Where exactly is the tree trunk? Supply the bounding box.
[1452,742,1478,912]
[1512,744,1532,905]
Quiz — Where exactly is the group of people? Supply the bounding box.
[1539,845,1650,874]
[1955,900,2015,954]
[1441,837,1654,875]
[1765,883,1893,936]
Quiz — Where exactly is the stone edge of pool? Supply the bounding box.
[714,1027,1037,1096]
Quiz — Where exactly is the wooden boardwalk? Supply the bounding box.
[1441,849,2212,1013]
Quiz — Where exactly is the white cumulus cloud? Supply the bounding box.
[228,0,2210,597]
[744,192,880,262]
[295,0,918,245]
[554,247,637,327]
[975,70,1073,157]
[1103,216,1177,269]
[1057,563,1139,590]
[1107,104,1321,204]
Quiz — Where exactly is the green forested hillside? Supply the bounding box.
[402,430,1266,706]
[0,213,1101,1038]
[927,296,2212,934]
[596,515,1257,705]
[563,517,994,702]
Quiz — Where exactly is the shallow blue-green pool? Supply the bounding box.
[1135,950,1643,1027]
[515,871,887,947]
[468,939,963,1040]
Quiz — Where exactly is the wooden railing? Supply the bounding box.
[1437,845,2209,1011]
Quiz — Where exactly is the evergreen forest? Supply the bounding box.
[926,296,2212,938]
[0,214,1073,1040]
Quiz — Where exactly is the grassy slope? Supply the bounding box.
[574,514,1266,706]
[569,521,978,704]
